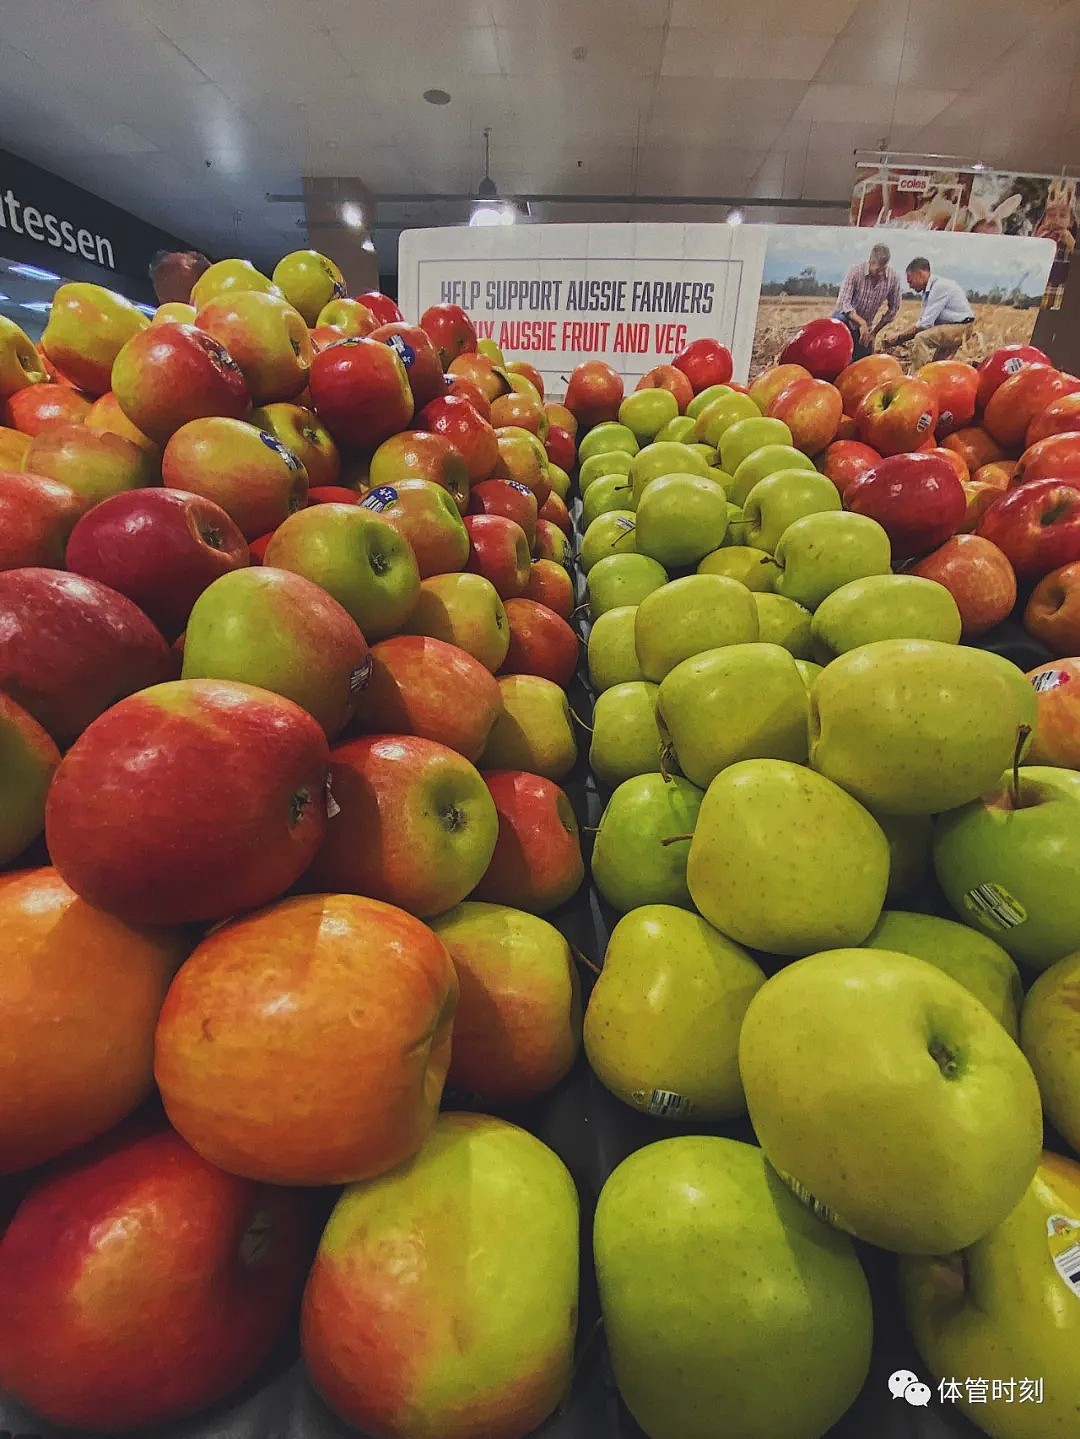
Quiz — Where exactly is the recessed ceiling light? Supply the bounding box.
[424,89,451,105]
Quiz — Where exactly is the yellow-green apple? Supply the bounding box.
[934,765,1080,970]
[984,365,1080,450]
[4,382,92,435]
[46,678,328,923]
[0,314,47,398]
[470,477,538,545]
[774,509,891,610]
[619,387,679,445]
[181,568,369,738]
[474,770,584,914]
[656,415,697,444]
[40,282,148,396]
[25,424,157,513]
[1027,389,1080,445]
[418,302,478,367]
[0,567,172,745]
[308,335,413,450]
[481,674,576,780]
[856,377,938,455]
[565,359,623,429]
[1013,431,1080,486]
[595,1135,871,1439]
[580,510,636,573]
[779,316,853,381]
[370,321,445,410]
[263,502,420,640]
[195,290,312,405]
[635,573,758,682]
[506,359,545,397]
[635,474,728,567]
[357,290,404,326]
[490,390,548,439]
[718,415,791,474]
[153,300,197,324]
[523,558,573,619]
[752,592,814,656]
[635,363,694,413]
[658,643,807,787]
[729,443,816,505]
[835,354,903,417]
[767,376,843,455]
[694,391,761,448]
[591,772,702,911]
[156,891,456,1182]
[417,394,498,482]
[65,487,248,639]
[579,448,633,494]
[673,337,733,393]
[534,518,572,569]
[464,513,531,598]
[250,401,340,489]
[317,297,375,337]
[191,258,280,310]
[977,478,1080,582]
[684,383,730,419]
[302,1113,577,1437]
[582,473,633,528]
[500,597,578,686]
[403,571,509,671]
[307,734,497,917]
[586,908,764,1122]
[589,680,662,789]
[587,605,642,691]
[0,423,30,467]
[912,533,1016,640]
[697,544,779,590]
[812,573,961,659]
[742,468,841,553]
[355,634,501,761]
[162,416,307,539]
[579,421,636,463]
[976,342,1051,410]
[368,428,470,512]
[741,948,1042,1252]
[86,389,158,453]
[1027,656,1080,764]
[1022,953,1080,1152]
[748,363,810,413]
[112,323,251,443]
[0,694,59,864]
[270,250,345,324]
[431,907,580,1102]
[901,1151,1080,1436]
[493,431,551,506]
[587,553,667,618]
[960,473,1010,532]
[371,477,470,578]
[812,638,1036,816]
[916,358,979,435]
[864,910,1022,1036]
[0,1126,307,1431]
[546,459,571,501]
[0,469,82,570]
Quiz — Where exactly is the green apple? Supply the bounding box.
[658,644,807,788]
[705,464,732,490]
[595,1136,873,1439]
[629,441,710,506]
[729,444,817,506]
[580,511,636,573]
[481,674,576,781]
[587,606,643,691]
[587,554,667,619]
[634,574,758,682]
[687,760,888,954]
[579,450,633,495]
[795,658,823,689]
[635,474,729,569]
[752,592,813,658]
[590,682,663,788]
[619,389,679,444]
[874,811,932,901]
[546,462,571,502]
[774,511,891,611]
[719,416,792,475]
[864,910,1022,1036]
[591,772,703,912]
[1021,952,1080,1153]
[697,545,779,591]
[0,694,59,865]
[582,472,634,528]
[688,442,718,465]
[812,575,962,660]
[686,384,733,419]
[585,908,765,1122]
[694,393,761,448]
[811,639,1038,816]
[742,470,841,554]
[740,947,1042,1252]
[656,415,697,444]
[934,768,1080,970]
[578,422,639,465]
[900,1151,1080,1436]
[1020,764,1080,801]
[720,501,745,546]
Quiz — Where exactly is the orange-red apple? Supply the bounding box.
[355,634,502,761]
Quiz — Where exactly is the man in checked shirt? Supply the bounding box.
[832,242,901,359]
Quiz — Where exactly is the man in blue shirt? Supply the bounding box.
[887,257,975,369]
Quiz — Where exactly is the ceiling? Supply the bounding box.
[1,0,1078,280]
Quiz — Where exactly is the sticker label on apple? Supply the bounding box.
[259,431,304,470]
[939,409,953,428]
[1032,669,1069,693]
[1004,356,1025,374]
[325,771,341,819]
[639,1088,694,1120]
[916,410,934,433]
[614,517,635,533]
[350,654,373,692]
[385,333,416,368]
[361,486,398,512]
[963,882,1027,931]
[776,1169,856,1234]
[1047,1215,1080,1300]
[507,480,532,497]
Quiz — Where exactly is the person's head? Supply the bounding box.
[150,249,211,305]
[906,258,932,293]
[867,243,891,279]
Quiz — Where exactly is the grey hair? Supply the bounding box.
[869,243,891,264]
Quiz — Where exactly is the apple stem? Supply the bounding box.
[569,706,593,732]
[660,832,694,846]
[571,945,602,976]
[1011,724,1032,808]
[769,554,784,570]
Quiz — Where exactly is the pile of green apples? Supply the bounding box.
[570,375,1080,1439]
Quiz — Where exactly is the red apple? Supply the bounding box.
[976,461,1017,490]
[419,303,478,368]
[912,534,1017,640]
[0,1125,307,1431]
[370,321,445,410]
[976,479,1080,581]
[635,364,694,413]
[506,359,545,397]
[4,382,92,435]
[768,376,843,455]
[923,446,969,484]
[357,291,404,326]
[523,559,574,620]
[820,440,881,499]
[960,477,1009,534]
[748,363,810,413]
[835,355,903,418]
[446,372,492,419]
[500,597,578,685]
[309,484,361,505]
[1025,655,1080,761]
[490,390,549,439]
[492,431,551,507]
[779,317,853,382]
[0,568,172,745]
[65,488,249,639]
[943,426,1006,474]
[470,478,538,545]
[1014,432,1080,488]
[545,423,576,471]
[355,634,502,761]
[305,734,498,917]
[845,452,966,560]
[367,477,471,578]
[918,359,979,436]
[46,679,330,924]
[983,366,1080,451]
[112,323,251,444]
[1026,392,1080,447]
[0,469,82,570]
[86,389,158,454]
[473,771,584,914]
[835,414,858,441]
[369,428,471,512]
[539,489,572,537]
[465,513,532,599]
[248,533,274,564]
[976,343,1050,413]
[673,338,734,393]
[534,518,573,569]
[250,402,340,489]
[25,423,158,514]
[308,336,414,449]
[856,377,938,456]
[448,353,511,404]
[163,416,308,539]
[196,290,313,406]
[417,394,498,482]
[564,360,624,430]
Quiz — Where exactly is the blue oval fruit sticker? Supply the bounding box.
[385,333,416,368]
[361,486,398,512]
[259,431,304,470]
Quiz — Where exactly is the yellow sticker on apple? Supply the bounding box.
[776,1169,856,1235]
[963,882,1027,931]
[1047,1215,1080,1301]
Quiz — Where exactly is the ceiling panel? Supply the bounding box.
[660,28,835,80]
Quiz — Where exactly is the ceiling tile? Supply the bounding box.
[670,0,860,34]
[661,28,835,80]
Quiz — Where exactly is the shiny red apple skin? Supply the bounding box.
[856,377,939,456]
[368,429,471,512]
[357,291,404,326]
[564,360,624,430]
[975,343,1050,412]
[943,426,1006,474]
[983,366,1080,451]
[250,402,340,489]
[499,598,578,686]
[976,479,1080,581]
[539,490,572,537]
[917,359,979,436]
[464,513,532,599]
[1026,392,1080,447]
[308,336,414,450]
[768,376,843,455]
[0,1125,308,1432]
[0,469,82,570]
[1025,655,1080,761]
[923,446,969,484]
[1025,569,1080,660]
[416,394,498,482]
[65,489,249,640]
[545,424,576,471]
[46,679,330,926]
[162,417,308,541]
[819,440,881,499]
[673,338,733,393]
[635,364,694,413]
[835,355,903,417]
[845,452,965,561]
[470,478,539,546]
[446,373,492,419]
[449,353,511,405]
[3,383,92,435]
[491,391,549,439]
[309,485,361,505]
[912,534,1017,640]
[419,304,478,368]
[0,568,172,746]
[373,477,470,578]
[111,323,251,445]
[778,317,853,382]
[1012,433,1080,487]
[370,322,445,410]
[506,359,545,397]
[523,560,574,620]
[473,771,585,915]
[355,635,502,762]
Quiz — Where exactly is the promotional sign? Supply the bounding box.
[399,223,768,391]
